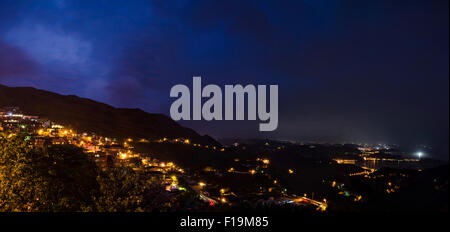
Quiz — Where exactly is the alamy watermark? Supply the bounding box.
[170,77,278,131]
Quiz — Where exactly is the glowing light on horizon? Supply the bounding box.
[417,152,424,159]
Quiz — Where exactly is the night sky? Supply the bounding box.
[0,0,448,159]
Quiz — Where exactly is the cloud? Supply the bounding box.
[54,0,67,9]
[0,39,39,79]
[5,24,92,66]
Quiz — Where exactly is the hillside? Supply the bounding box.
[0,84,219,146]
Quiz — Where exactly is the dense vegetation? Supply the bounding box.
[0,133,191,212]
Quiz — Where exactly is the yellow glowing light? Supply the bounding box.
[119,153,127,159]
[288,169,294,174]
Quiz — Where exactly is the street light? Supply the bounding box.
[417,152,423,159]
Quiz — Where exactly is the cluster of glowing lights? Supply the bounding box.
[119,152,128,159]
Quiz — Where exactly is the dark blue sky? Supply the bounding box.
[0,0,448,159]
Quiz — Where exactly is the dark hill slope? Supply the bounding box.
[0,84,219,146]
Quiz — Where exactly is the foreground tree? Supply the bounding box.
[0,134,99,211]
[0,134,184,212]
[0,133,203,212]
[94,166,147,212]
